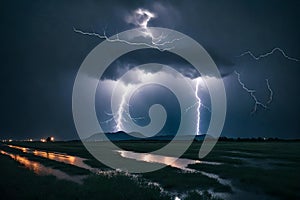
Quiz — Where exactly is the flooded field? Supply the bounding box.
[116,150,221,172]
[0,141,299,200]
[0,150,87,184]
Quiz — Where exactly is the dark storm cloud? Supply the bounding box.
[0,0,299,140]
[100,47,235,82]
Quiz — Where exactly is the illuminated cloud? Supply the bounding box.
[125,8,156,29]
[96,66,213,134]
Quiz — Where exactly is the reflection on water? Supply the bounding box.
[7,145,93,170]
[0,150,86,184]
[8,145,221,173]
[116,150,221,172]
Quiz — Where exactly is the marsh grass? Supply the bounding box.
[2,141,300,199]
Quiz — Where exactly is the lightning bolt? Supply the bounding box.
[98,89,130,132]
[73,8,184,51]
[237,47,299,62]
[116,92,127,131]
[73,27,184,52]
[184,78,212,135]
[234,71,273,114]
[266,79,273,105]
[99,85,145,132]
[195,78,201,135]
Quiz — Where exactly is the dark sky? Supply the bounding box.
[0,0,299,140]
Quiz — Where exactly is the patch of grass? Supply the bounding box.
[185,191,221,200]
[190,163,300,199]
[142,166,232,193]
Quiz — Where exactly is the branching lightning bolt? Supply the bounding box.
[237,47,299,62]
[99,87,145,132]
[73,9,184,52]
[73,27,184,52]
[99,116,115,125]
[185,101,211,113]
[184,78,212,135]
[234,71,273,114]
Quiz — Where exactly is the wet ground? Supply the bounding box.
[1,141,299,200]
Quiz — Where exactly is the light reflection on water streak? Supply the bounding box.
[116,150,221,172]
[8,144,221,172]
[7,145,93,170]
[6,145,129,177]
[0,150,86,184]
[6,145,229,189]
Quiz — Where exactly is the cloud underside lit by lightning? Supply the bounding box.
[238,47,299,62]
[234,71,273,114]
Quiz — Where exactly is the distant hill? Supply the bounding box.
[84,131,211,142]
[85,131,144,141]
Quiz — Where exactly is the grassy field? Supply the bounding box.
[0,141,299,200]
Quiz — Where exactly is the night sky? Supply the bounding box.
[1,0,299,140]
